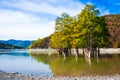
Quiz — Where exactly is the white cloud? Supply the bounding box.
[98,7,110,15]
[101,10,110,15]
[0,9,54,40]
[2,0,84,16]
[0,0,85,40]
[0,0,111,40]
[114,3,120,5]
[0,9,41,23]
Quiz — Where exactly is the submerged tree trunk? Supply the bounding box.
[68,48,71,55]
[92,48,94,57]
[97,47,100,57]
[85,47,95,58]
[62,48,69,57]
[75,48,79,57]
[57,48,62,56]
[82,47,85,57]
[84,48,91,58]
[91,47,101,58]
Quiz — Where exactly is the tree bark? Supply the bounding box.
[62,48,69,57]
[75,48,79,57]
[84,48,91,58]
[68,48,71,55]
[57,48,62,56]
[97,47,100,57]
[82,47,85,57]
[91,48,95,57]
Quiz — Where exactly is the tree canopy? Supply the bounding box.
[50,4,110,50]
[29,4,120,51]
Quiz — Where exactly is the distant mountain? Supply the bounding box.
[0,39,33,48]
[0,42,24,49]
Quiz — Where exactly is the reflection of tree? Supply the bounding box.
[29,52,57,65]
[29,53,120,76]
[85,58,91,66]
[30,53,50,65]
[50,57,95,76]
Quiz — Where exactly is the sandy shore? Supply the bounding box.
[0,71,120,80]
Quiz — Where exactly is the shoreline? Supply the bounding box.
[28,48,120,54]
[0,71,120,80]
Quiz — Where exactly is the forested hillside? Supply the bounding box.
[105,14,120,48]
[0,43,24,49]
[0,39,32,48]
[28,37,50,49]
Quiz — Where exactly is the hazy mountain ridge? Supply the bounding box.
[0,39,32,48]
[0,42,24,49]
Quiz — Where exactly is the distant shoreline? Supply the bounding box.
[0,70,120,80]
[28,48,120,54]
[0,48,120,54]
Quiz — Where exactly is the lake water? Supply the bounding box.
[0,49,120,77]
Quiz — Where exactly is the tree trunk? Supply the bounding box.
[97,47,100,57]
[82,47,85,57]
[91,48,95,57]
[62,48,69,57]
[57,48,62,56]
[75,48,79,57]
[85,48,91,58]
[88,49,91,58]
[68,48,71,55]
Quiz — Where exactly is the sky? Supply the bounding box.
[0,0,120,40]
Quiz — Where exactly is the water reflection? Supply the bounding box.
[29,52,120,76]
[85,58,91,66]
[1,49,120,77]
[0,50,52,76]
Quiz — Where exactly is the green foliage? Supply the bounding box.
[77,4,109,48]
[50,13,74,48]
[50,32,63,48]
[105,14,120,47]
[114,42,119,48]
[0,42,24,49]
[50,4,110,49]
[0,39,32,48]
[30,4,120,49]
[28,37,50,49]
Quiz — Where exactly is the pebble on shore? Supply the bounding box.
[0,71,120,80]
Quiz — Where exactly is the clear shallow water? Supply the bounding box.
[0,49,52,77]
[0,49,120,77]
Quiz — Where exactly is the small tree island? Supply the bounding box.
[28,4,120,58]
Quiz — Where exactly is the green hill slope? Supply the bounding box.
[0,43,24,49]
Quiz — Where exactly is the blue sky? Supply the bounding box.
[0,0,119,40]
